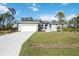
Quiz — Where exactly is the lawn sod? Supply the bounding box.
[19,32,79,56]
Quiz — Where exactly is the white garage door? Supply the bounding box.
[18,24,38,32]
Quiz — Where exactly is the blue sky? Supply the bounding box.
[0,3,79,21]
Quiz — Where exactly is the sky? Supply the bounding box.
[0,3,79,21]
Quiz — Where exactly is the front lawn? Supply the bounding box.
[19,32,79,56]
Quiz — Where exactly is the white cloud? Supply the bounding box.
[40,13,78,21]
[1,3,7,5]
[61,3,69,6]
[29,7,39,11]
[29,3,39,12]
[40,11,60,21]
[0,4,9,14]
[66,14,76,21]
[32,3,36,7]
[40,15,58,21]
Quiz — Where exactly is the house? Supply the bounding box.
[18,21,62,32]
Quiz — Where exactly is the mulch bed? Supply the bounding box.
[31,43,79,49]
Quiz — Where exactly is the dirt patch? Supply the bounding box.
[31,43,79,49]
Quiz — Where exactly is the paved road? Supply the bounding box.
[0,32,34,56]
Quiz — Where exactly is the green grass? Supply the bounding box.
[19,32,79,56]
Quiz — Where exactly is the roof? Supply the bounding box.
[50,21,63,25]
[18,21,40,24]
[18,20,63,25]
[42,21,50,24]
[41,21,63,25]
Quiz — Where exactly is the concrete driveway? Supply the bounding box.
[0,32,34,56]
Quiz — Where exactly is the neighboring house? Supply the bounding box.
[18,21,62,32]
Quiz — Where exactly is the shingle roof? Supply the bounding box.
[18,20,63,25]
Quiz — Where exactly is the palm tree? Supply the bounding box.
[56,11,65,30]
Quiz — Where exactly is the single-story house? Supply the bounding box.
[18,21,62,32]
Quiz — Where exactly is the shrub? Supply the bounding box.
[63,28,75,32]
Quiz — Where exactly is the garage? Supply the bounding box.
[18,21,39,32]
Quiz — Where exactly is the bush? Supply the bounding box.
[63,27,79,32]
[75,28,79,31]
[63,28,75,32]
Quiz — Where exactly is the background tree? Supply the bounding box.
[38,19,43,31]
[67,14,79,32]
[0,7,16,31]
[75,14,79,28]
[0,13,6,30]
[7,8,16,30]
[56,11,65,30]
[0,15,3,30]
[70,14,79,32]
[21,16,33,21]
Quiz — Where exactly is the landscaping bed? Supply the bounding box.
[19,32,79,56]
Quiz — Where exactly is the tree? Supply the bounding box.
[1,8,16,31]
[0,15,3,25]
[0,13,6,30]
[56,11,65,21]
[69,14,79,32]
[75,14,79,28]
[6,8,16,30]
[38,19,43,31]
[71,17,77,28]
[13,20,18,31]
[56,11,65,30]
[0,7,16,31]
[52,20,56,22]
[68,14,79,32]
[8,8,16,15]
[21,17,33,21]
[0,15,3,30]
